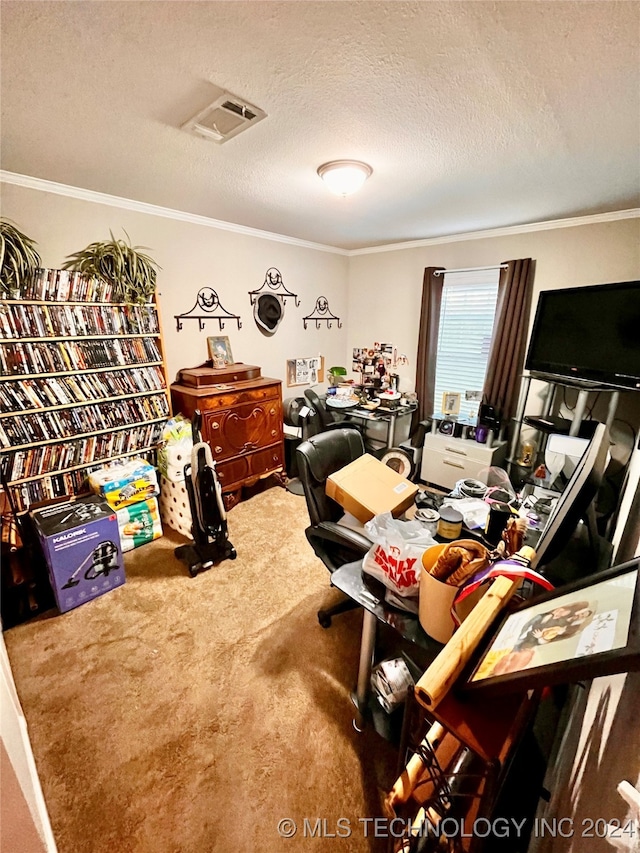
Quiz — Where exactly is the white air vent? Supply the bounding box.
[182,92,267,143]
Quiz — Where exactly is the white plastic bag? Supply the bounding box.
[362,512,436,612]
[157,416,193,482]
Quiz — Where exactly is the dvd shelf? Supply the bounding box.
[0,268,171,512]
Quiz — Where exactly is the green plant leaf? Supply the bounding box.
[0,219,41,295]
[64,230,160,304]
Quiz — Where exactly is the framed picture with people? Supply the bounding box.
[460,557,640,698]
[207,336,234,367]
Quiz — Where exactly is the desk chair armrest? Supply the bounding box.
[305,521,373,573]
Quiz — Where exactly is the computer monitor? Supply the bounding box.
[532,423,611,572]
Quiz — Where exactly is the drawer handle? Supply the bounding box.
[269,408,276,416]
[443,459,465,469]
[214,446,222,454]
[218,471,224,480]
[211,422,220,430]
[271,429,277,437]
[445,445,467,456]
[243,441,257,450]
[273,454,280,462]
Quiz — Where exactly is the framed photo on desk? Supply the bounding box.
[207,336,233,367]
[461,558,640,698]
[442,392,461,416]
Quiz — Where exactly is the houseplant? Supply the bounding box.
[64,230,160,304]
[0,220,41,298]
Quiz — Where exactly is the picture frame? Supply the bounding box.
[442,391,461,416]
[461,557,640,698]
[286,356,325,387]
[207,336,234,367]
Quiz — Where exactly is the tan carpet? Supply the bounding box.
[4,485,397,853]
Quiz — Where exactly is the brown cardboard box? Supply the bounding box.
[326,453,419,523]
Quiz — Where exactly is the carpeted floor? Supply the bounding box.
[4,485,398,853]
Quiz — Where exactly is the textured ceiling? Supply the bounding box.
[2,1,639,250]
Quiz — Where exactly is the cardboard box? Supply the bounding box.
[326,453,419,523]
[31,495,125,614]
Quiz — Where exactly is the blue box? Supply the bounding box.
[31,495,125,614]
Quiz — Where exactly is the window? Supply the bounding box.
[433,269,499,419]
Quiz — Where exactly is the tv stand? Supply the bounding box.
[508,373,620,467]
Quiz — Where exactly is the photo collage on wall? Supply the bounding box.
[352,343,395,381]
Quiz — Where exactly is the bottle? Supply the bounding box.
[517,438,537,468]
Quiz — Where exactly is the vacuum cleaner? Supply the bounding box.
[62,540,120,588]
[174,411,237,577]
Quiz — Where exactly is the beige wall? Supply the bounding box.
[1,183,349,393]
[3,182,639,430]
[347,217,640,428]
[1,632,56,852]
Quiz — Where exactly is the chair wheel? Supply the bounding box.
[188,564,200,578]
[229,548,237,560]
[317,610,332,629]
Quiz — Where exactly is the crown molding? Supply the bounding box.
[348,209,640,255]
[0,171,349,256]
[2,170,637,257]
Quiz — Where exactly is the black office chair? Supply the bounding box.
[303,388,362,439]
[296,428,374,627]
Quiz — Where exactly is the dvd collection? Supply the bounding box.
[20,268,117,303]
[1,274,170,512]
[0,366,167,411]
[0,337,162,375]
[2,422,164,493]
[12,445,161,512]
[0,302,160,338]
[0,394,169,449]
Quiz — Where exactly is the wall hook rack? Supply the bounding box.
[303,296,342,329]
[174,287,242,332]
[249,267,300,307]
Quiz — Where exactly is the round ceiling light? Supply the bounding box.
[317,160,373,196]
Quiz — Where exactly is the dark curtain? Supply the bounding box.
[415,267,445,423]
[484,258,534,426]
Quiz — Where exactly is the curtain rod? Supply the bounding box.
[433,263,509,276]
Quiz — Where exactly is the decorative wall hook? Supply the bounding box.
[174,287,242,332]
[249,268,300,308]
[302,296,342,329]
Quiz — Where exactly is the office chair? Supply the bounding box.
[296,428,374,627]
[303,388,362,439]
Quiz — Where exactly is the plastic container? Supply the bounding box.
[437,506,463,539]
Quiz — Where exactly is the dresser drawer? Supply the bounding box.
[420,438,507,491]
[200,385,280,412]
[422,433,503,464]
[248,443,284,478]
[215,442,284,491]
[203,399,282,459]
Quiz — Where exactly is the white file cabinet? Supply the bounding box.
[420,433,507,491]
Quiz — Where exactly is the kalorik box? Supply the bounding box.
[31,495,125,614]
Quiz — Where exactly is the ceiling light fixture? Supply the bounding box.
[317,160,372,196]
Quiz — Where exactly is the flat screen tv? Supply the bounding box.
[525,280,640,390]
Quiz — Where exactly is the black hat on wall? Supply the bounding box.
[254,293,284,335]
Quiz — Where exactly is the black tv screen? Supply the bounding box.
[525,280,640,390]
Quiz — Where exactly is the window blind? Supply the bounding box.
[433,269,500,419]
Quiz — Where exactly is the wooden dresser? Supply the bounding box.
[170,364,285,510]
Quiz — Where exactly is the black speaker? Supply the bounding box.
[437,419,462,437]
